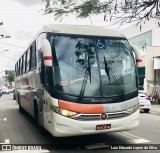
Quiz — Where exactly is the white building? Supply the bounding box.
[121,18,160,94]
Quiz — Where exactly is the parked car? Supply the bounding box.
[1,87,10,94]
[138,92,151,113]
[0,90,2,97]
[8,88,13,93]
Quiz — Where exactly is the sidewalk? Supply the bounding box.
[150,104,160,115]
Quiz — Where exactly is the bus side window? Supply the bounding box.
[37,33,47,84]
[43,66,52,92]
[26,49,30,72]
[30,42,37,70]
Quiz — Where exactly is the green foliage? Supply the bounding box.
[5,70,15,83]
[77,1,109,18]
[43,0,160,26]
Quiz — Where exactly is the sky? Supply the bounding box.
[0,0,132,77]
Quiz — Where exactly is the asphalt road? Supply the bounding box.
[0,94,160,153]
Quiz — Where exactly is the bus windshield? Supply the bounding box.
[48,35,137,98]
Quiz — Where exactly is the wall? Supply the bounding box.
[145,46,160,82]
[121,18,160,41]
[145,46,160,94]
[121,19,160,94]
[152,22,160,46]
[121,18,160,68]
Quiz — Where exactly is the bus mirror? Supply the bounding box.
[130,44,142,67]
[41,39,53,67]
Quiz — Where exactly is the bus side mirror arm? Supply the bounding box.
[41,39,53,67]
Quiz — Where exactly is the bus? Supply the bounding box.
[14,24,140,137]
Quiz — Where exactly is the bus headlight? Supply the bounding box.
[127,104,139,113]
[50,104,78,117]
[61,109,77,117]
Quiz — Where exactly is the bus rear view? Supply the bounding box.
[15,25,140,137]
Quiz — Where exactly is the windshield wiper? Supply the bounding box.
[78,56,91,102]
[104,56,125,100]
[104,56,111,82]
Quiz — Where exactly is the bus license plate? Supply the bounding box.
[96,124,111,130]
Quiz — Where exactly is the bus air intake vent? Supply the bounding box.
[71,111,129,121]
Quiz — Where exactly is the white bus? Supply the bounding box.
[15,24,140,137]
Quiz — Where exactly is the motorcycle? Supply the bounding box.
[147,92,159,103]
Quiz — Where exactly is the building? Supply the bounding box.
[121,18,160,94]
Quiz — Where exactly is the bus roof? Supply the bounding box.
[15,24,127,67]
[39,24,125,38]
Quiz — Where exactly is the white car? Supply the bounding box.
[8,88,13,93]
[1,88,10,94]
[138,92,151,113]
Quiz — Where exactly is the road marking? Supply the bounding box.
[84,143,110,149]
[4,118,7,121]
[5,139,10,144]
[117,132,141,139]
[117,132,150,143]
[0,139,10,144]
[129,138,150,144]
[0,118,7,121]
[81,132,151,150]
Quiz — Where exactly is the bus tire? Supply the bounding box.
[34,102,45,134]
[18,96,24,113]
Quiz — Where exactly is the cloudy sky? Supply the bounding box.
[0,0,130,77]
[0,0,43,76]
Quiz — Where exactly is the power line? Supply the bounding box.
[3,51,22,55]
[0,53,15,61]
[2,53,22,61]
[0,42,25,48]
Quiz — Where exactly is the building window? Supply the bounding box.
[129,30,152,49]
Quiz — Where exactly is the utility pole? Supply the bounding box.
[0,21,11,39]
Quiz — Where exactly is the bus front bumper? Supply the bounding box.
[51,110,140,137]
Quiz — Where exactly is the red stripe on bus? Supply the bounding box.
[58,100,104,114]
[20,78,29,86]
[43,56,52,60]
[136,59,142,62]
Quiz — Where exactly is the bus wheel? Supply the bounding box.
[18,96,24,113]
[34,102,45,134]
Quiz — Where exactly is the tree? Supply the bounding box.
[5,70,15,84]
[43,0,160,27]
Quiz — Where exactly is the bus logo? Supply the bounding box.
[101,113,108,120]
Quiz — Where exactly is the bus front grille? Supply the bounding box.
[71,111,130,121]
